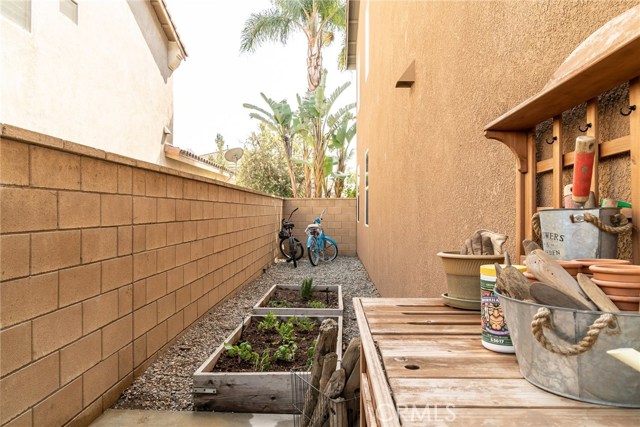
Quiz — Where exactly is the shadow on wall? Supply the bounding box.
[127,0,171,83]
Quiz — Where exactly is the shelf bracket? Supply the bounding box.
[484,130,529,173]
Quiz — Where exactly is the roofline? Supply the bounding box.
[345,0,359,70]
[150,0,188,58]
[164,144,234,177]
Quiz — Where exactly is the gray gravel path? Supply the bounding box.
[114,256,379,411]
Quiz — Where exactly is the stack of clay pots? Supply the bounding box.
[589,264,640,311]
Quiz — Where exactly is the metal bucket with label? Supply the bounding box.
[538,207,619,260]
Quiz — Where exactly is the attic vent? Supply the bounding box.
[396,60,415,88]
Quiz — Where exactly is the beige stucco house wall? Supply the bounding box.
[0,0,230,180]
[349,0,640,297]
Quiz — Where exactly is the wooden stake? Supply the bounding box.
[340,337,361,379]
[309,369,346,427]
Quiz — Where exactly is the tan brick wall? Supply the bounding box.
[283,199,357,257]
[0,125,283,426]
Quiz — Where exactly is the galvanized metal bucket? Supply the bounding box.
[496,290,640,408]
[538,207,619,260]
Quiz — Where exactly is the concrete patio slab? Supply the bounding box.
[90,409,294,427]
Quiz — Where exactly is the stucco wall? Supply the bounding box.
[283,198,357,257]
[355,0,639,297]
[0,125,282,426]
[0,0,178,168]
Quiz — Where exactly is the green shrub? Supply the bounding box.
[300,277,315,300]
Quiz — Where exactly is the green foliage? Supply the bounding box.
[276,318,296,343]
[308,300,326,309]
[306,338,317,369]
[210,133,227,168]
[236,124,304,197]
[268,299,290,308]
[224,342,259,365]
[258,311,280,331]
[256,350,271,372]
[294,316,318,331]
[274,342,298,362]
[300,277,315,300]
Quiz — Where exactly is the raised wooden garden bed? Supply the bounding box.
[193,314,343,413]
[253,284,343,316]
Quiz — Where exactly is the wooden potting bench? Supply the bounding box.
[354,297,640,426]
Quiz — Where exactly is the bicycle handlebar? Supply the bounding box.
[284,207,299,223]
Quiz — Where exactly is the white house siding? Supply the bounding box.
[1,0,178,165]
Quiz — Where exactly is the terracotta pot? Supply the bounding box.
[437,251,504,301]
[589,264,640,283]
[575,258,631,274]
[607,294,640,311]
[591,278,640,297]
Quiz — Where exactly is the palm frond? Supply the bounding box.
[248,113,278,133]
[240,9,293,52]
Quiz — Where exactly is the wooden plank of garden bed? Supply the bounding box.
[364,313,480,325]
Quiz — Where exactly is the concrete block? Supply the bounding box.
[101,194,132,226]
[82,353,118,406]
[65,393,101,427]
[132,169,145,196]
[175,199,191,221]
[157,198,176,222]
[175,285,190,312]
[145,171,166,197]
[133,335,146,367]
[183,180,197,200]
[156,246,176,273]
[31,230,81,274]
[59,330,102,386]
[32,377,82,427]
[145,223,167,250]
[118,226,133,256]
[101,255,132,292]
[81,158,117,193]
[132,225,146,253]
[81,228,118,263]
[0,322,32,377]
[183,221,196,242]
[0,187,57,233]
[133,302,157,338]
[175,242,190,266]
[166,222,183,246]
[167,311,183,341]
[1,233,30,281]
[118,284,133,317]
[102,314,132,358]
[146,321,167,356]
[157,293,176,323]
[82,291,119,334]
[117,165,133,194]
[30,146,80,189]
[183,301,197,327]
[59,262,101,306]
[166,176,183,199]
[2,409,32,427]
[132,280,146,310]
[133,250,157,281]
[118,344,133,380]
[133,197,157,224]
[145,272,167,303]
[0,139,29,185]
[166,266,184,293]
[32,304,82,358]
[59,191,100,229]
[0,353,59,423]
[0,272,58,328]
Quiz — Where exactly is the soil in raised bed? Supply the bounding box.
[212,318,326,373]
[266,288,339,309]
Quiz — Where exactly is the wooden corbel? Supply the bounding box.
[484,130,529,173]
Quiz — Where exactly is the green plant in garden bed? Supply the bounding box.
[268,299,290,308]
[258,312,279,331]
[308,300,326,309]
[274,342,298,362]
[276,318,296,343]
[300,277,315,300]
[294,316,318,332]
[225,342,259,365]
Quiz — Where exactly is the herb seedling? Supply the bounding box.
[274,342,298,362]
[295,316,318,332]
[308,300,326,309]
[256,350,271,371]
[258,312,279,331]
[306,338,317,369]
[300,277,315,300]
[224,342,259,365]
[268,299,290,308]
[276,318,296,343]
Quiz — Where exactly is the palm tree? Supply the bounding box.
[240,0,346,91]
[297,73,354,197]
[329,116,356,197]
[243,94,302,197]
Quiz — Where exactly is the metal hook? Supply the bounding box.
[578,123,592,132]
[620,105,636,116]
[545,136,557,145]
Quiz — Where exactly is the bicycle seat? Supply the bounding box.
[282,222,294,229]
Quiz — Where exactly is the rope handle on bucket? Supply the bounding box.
[531,307,617,356]
[531,212,632,245]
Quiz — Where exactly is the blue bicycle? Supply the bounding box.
[305,209,339,266]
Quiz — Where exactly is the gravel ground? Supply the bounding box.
[114,256,379,411]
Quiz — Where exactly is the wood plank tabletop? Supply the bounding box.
[354,297,640,426]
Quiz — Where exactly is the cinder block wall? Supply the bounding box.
[283,198,357,256]
[0,126,283,426]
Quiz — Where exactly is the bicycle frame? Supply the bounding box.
[305,210,337,250]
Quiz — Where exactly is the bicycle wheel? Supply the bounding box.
[279,238,293,260]
[308,236,321,266]
[289,237,297,268]
[293,238,304,260]
[322,241,338,262]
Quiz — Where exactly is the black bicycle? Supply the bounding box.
[278,208,304,267]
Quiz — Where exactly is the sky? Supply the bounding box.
[164,0,356,156]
